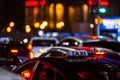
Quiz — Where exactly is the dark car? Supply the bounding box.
[57,35,120,52]
[0,48,20,70]
[13,47,120,80]
[0,40,30,62]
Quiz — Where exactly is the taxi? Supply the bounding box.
[13,46,120,80]
[40,46,120,61]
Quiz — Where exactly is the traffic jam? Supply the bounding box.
[0,35,120,80]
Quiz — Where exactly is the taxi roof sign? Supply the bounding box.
[67,50,88,57]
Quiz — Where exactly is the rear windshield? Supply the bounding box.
[32,40,56,46]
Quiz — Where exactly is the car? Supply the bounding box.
[0,45,21,70]
[28,36,59,58]
[40,46,120,61]
[57,35,120,52]
[0,67,25,80]
[0,40,30,62]
[13,47,120,80]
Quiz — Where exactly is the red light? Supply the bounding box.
[88,0,92,6]
[100,1,109,6]
[25,1,39,7]
[21,70,31,78]
[40,0,46,6]
[88,0,109,6]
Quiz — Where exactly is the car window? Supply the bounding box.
[59,39,80,46]
[40,51,65,57]
[32,40,56,46]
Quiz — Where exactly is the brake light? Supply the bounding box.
[94,51,106,59]
[88,36,98,39]
[10,49,18,54]
[28,43,32,50]
[21,70,31,78]
[29,51,34,59]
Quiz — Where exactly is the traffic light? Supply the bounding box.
[98,7,107,14]
[88,0,109,15]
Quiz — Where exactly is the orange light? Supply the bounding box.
[29,52,34,59]
[88,36,98,39]
[27,43,32,50]
[95,51,105,55]
[11,49,18,54]
[21,70,31,78]
[25,1,39,7]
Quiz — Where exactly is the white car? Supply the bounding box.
[0,67,25,80]
[28,36,59,58]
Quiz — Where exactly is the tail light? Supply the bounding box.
[27,43,32,50]
[94,51,106,59]
[29,51,34,59]
[21,70,31,78]
[95,51,105,55]
[10,49,18,54]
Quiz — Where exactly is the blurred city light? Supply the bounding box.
[34,22,40,28]
[9,21,15,27]
[23,38,29,43]
[94,17,103,24]
[25,0,39,7]
[90,24,94,29]
[38,30,44,36]
[40,0,46,6]
[25,25,31,33]
[56,21,64,29]
[6,27,12,33]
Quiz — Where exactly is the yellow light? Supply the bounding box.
[25,27,31,33]
[95,51,105,54]
[56,3,64,21]
[56,22,63,29]
[42,21,48,26]
[40,24,46,29]
[34,22,40,28]
[6,27,12,32]
[11,49,18,53]
[94,17,103,24]
[9,21,14,27]
[60,21,64,26]
[25,25,31,33]
[115,19,120,26]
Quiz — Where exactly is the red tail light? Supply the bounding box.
[28,43,32,50]
[21,70,31,78]
[94,51,106,59]
[29,51,34,59]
